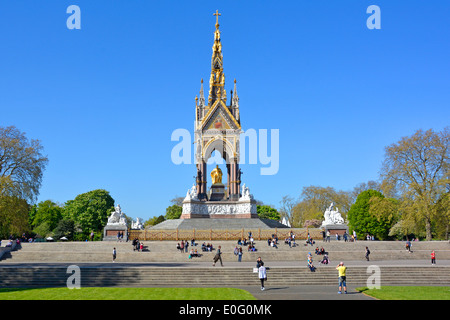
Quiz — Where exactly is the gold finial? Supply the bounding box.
[213,10,221,28]
[201,78,203,84]
[234,79,236,84]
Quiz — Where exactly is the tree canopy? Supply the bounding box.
[63,189,115,235]
[380,127,449,240]
[347,190,398,240]
[0,126,48,203]
[257,205,280,220]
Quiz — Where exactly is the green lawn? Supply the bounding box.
[357,286,450,300]
[0,287,256,300]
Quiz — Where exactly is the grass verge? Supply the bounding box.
[0,287,256,300]
[356,286,450,300]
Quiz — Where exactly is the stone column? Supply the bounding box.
[197,161,207,200]
[226,163,231,199]
[229,161,239,201]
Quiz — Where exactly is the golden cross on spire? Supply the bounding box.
[213,10,221,28]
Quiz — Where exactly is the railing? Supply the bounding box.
[128,228,322,241]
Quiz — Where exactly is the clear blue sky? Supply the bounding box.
[1,1,449,221]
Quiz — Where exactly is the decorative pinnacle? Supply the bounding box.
[213,10,221,28]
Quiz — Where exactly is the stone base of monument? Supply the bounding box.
[103,224,128,241]
[322,224,349,236]
[180,198,258,219]
[208,183,226,201]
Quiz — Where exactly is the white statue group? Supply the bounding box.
[107,204,143,230]
[185,184,199,201]
[322,202,345,226]
[107,204,127,226]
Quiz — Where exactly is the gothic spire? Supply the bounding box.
[208,10,225,104]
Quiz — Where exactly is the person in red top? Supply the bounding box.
[431,251,436,265]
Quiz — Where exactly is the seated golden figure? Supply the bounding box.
[210,165,223,185]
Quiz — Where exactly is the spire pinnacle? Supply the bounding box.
[213,10,221,29]
[209,10,225,103]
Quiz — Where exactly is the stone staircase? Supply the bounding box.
[1,266,449,288]
[2,240,449,263]
[1,240,449,288]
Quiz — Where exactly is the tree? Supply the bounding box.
[145,215,165,227]
[279,195,297,225]
[0,126,48,203]
[170,196,185,207]
[165,205,182,220]
[257,205,280,220]
[63,189,115,236]
[53,219,75,240]
[0,195,30,238]
[29,200,63,231]
[380,127,449,240]
[351,180,382,202]
[291,186,352,227]
[434,192,450,239]
[347,190,398,240]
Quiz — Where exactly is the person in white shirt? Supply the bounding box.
[258,263,267,291]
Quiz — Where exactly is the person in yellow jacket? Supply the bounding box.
[336,262,347,294]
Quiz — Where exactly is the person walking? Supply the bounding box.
[365,246,371,261]
[112,247,117,263]
[431,250,436,265]
[405,239,412,253]
[336,262,347,294]
[213,245,223,267]
[258,262,267,291]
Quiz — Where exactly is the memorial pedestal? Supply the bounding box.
[180,198,257,219]
[209,183,225,201]
[103,224,128,241]
[322,224,349,237]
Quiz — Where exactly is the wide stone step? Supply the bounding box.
[3,241,450,264]
[1,266,449,287]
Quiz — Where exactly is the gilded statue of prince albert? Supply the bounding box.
[211,165,223,185]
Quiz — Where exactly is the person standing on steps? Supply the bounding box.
[336,262,347,294]
[258,261,267,291]
[238,247,243,262]
[213,245,223,267]
[112,247,117,263]
[431,250,436,265]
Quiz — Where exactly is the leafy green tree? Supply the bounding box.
[257,205,280,220]
[145,215,165,227]
[380,127,449,240]
[53,218,75,240]
[29,200,63,231]
[33,221,52,238]
[434,192,450,239]
[347,190,398,240]
[165,205,182,220]
[63,189,115,236]
[0,195,30,238]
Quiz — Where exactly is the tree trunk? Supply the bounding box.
[425,218,432,241]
